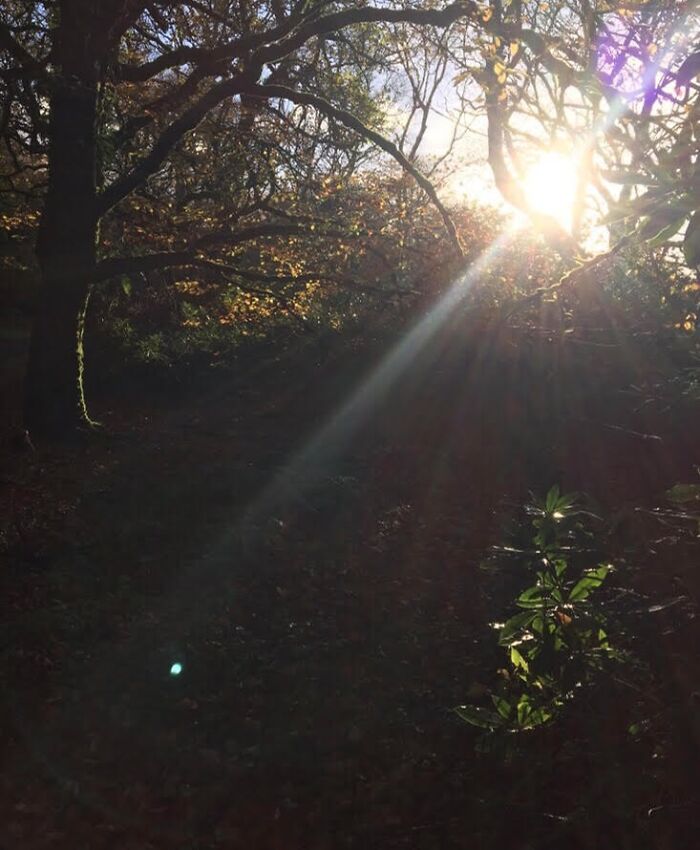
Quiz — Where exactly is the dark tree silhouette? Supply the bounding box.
[0,0,478,435]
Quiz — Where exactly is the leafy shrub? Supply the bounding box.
[457,487,621,734]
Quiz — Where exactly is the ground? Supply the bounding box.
[1,307,699,849]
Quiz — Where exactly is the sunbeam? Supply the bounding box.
[238,229,518,522]
[7,228,521,824]
[141,227,519,627]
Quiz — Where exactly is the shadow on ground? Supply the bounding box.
[1,308,699,849]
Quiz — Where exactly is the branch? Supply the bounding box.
[199,260,418,297]
[116,2,477,81]
[0,22,47,82]
[97,72,251,213]
[247,83,464,258]
[254,2,477,66]
[94,222,350,280]
[486,97,575,257]
[504,235,633,319]
[115,13,300,82]
[101,3,478,215]
[96,249,194,280]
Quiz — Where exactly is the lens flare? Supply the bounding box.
[522,153,579,231]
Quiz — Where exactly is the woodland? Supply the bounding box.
[1,1,700,848]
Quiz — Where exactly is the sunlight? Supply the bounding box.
[234,230,517,523]
[522,152,580,231]
[165,228,520,585]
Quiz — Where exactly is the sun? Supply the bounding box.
[522,152,579,231]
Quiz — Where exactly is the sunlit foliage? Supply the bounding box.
[454,0,700,262]
[457,487,621,734]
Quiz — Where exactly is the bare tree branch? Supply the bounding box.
[0,21,47,81]
[97,72,251,213]
[247,82,465,258]
[116,2,477,82]
[94,222,350,281]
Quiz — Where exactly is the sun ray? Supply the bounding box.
[147,228,522,621]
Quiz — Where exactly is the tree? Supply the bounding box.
[1,0,486,436]
[456,0,700,259]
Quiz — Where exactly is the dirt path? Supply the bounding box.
[1,317,698,849]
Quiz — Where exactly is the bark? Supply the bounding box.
[23,5,100,435]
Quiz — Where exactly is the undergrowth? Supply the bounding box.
[457,487,625,736]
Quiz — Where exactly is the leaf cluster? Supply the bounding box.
[457,486,620,735]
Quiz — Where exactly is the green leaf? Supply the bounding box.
[666,483,700,503]
[120,276,132,296]
[627,718,652,738]
[569,563,611,602]
[646,216,687,247]
[526,706,554,727]
[510,646,530,672]
[492,695,513,719]
[516,584,553,609]
[555,494,576,512]
[516,694,532,726]
[498,610,537,645]
[454,705,501,729]
[554,558,568,578]
[638,206,686,241]
[545,485,560,513]
[530,613,545,635]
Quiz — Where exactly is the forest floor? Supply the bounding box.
[1,303,699,850]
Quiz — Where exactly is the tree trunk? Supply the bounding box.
[23,267,95,436]
[24,12,100,436]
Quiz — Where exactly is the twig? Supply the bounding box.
[569,416,663,441]
[504,235,632,320]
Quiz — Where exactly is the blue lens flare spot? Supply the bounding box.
[170,662,183,676]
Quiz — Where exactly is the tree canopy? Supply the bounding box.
[455,0,700,262]
[1,0,698,433]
